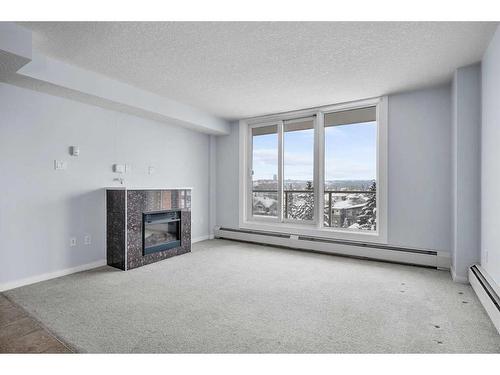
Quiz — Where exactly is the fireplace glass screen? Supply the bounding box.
[143,210,181,255]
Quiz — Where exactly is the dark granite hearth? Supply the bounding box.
[106,188,191,270]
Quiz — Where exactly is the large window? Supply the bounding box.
[242,98,387,242]
[324,107,377,231]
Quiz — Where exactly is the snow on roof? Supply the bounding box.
[333,201,366,210]
[253,196,277,208]
[332,194,368,210]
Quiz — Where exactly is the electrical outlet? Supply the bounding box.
[84,234,91,245]
[148,166,155,175]
[70,237,77,247]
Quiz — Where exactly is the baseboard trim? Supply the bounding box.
[1,236,212,292]
[469,265,500,334]
[0,259,107,292]
[192,235,211,244]
[215,227,450,269]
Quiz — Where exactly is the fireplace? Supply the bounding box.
[106,189,191,270]
[142,210,181,255]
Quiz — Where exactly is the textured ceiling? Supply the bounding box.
[20,22,498,120]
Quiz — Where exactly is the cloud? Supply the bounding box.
[252,149,375,180]
[325,157,375,180]
[252,149,277,165]
[253,149,313,165]
[283,152,313,166]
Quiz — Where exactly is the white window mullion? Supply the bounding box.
[315,112,325,229]
[277,120,284,223]
[246,124,253,222]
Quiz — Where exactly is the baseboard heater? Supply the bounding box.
[469,265,500,334]
[214,227,450,269]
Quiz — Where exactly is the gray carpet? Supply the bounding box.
[5,239,500,353]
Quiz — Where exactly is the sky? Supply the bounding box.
[252,121,376,181]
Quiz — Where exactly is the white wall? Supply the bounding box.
[451,64,481,282]
[215,121,240,228]
[481,26,500,286]
[0,83,211,288]
[216,85,453,253]
[388,85,452,252]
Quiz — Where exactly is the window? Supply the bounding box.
[324,107,377,231]
[251,124,279,218]
[283,117,315,222]
[241,98,387,243]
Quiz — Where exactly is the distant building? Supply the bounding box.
[329,194,368,228]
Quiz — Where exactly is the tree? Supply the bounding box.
[356,181,376,230]
[286,181,314,220]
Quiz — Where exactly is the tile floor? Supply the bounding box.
[0,294,72,353]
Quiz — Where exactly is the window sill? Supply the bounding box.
[239,219,387,244]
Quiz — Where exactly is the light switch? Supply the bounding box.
[148,166,155,175]
[113,164,125,174]
[54,160,68,170]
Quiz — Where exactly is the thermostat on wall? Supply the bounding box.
[70,146,80,156]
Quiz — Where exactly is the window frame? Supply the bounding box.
[239,96,388,244]
[247,120,282,223]
[282,115,317,226]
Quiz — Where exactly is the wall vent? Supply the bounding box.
[469,265,500,334]
[215,227,449,269]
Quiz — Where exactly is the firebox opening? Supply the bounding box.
[142,210,181,255]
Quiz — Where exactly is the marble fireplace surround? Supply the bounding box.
[106,188,192,271]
